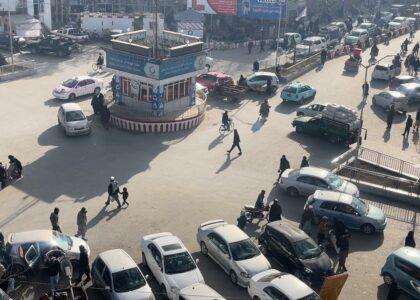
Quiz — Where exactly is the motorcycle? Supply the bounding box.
[240,205,267,224]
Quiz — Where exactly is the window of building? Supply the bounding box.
[138,82,153,102]
[121,77,131,97]
[164,78,191,102]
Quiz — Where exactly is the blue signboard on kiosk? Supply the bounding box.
[237,0,288,20]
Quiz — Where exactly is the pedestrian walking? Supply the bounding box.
[336,231,350,273]
[402,115,413,138]
[91,89,104,115]
[75,207,87,241]
[415,110,420,132]
[277,155,290,181]
[105,177,121,207]
[0,163,6,190]
[227,129,242,155]
[8,155,22,177]
[321,48,327,65]
[46,255,61,295]
[268,199,282,222]
[248,41,253,54]
[300,156,309,168]
[253,60,259,72]
[413,42,419,57]
[299,205,314,235]
[101,105,111,130]
[120,187,129,206]
[74,245,90,285]
[386,105,395,129]
[404,230,416,248]
[362,82,369,98]
[50,208,62,233]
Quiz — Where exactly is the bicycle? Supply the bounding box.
[92,63,103,72]
[219,119,234,134]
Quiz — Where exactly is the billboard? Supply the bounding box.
[0,0,17,11]
[237,0,288,20]
[188,0,237,15]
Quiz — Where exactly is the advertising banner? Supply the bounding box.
[177,21,204,38]
[188,0,237,15]
[237,0,288,20]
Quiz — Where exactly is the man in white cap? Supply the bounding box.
[105,176,121,207]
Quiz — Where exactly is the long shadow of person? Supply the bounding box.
[383,128,391,142]
[208,133,228,150]
[402,136,409,150]
[215,153,240,174]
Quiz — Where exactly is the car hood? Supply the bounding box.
[236,254,271,277]
[166,269,203,290]
[65,120,88,128]
[69,236,90,256]
[116,285,152,300]
[366,205,386,223]
[388,22,401,26]
[345,35,359,41]
[55,85,71,93]
[337,181,359,196]
[301,251,332,274]
[296,45,309,51]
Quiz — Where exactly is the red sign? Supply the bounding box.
[190,0,237,16]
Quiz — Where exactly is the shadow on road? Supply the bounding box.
[208,133,229,150]
[275,101,300,115]
[369,104,406,124]
[215,153,241,174]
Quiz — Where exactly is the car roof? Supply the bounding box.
[8,230,53,244]
[394,75,414,81]
[266,221,309,242]
[206,71,231,78]
[375,62,393,67]
[298,167,329,178]
[98,249,138,273]
[400,83,420,90]
[153,234,186,255]
[61,102,83,112]
[360,22,374,26]
[284,32,299,36]
[313,190,354,205]
[72,75,93,81]
[352,28,368,33]
[251,72,277,77]
[304,36,324,41]
[213,224,249,243]
[179,283,224,299]
[392,247,420,267]
[330,21,345,25]
[385,91,406,98]
[271,274,315,298]
[287,82,306,88]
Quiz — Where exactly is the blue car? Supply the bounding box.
[381,247,420,299]
[281,82,316,104]
[305,190,387,234]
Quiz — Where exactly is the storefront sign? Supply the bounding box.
[237,0,288,20]
[188,0,237,15]
[105,48,206,80]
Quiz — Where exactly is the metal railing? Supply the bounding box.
[0,60,35,75]
[358,147,420,179]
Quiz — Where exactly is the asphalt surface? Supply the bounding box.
[0,33,419,300]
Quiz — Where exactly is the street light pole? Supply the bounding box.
[7,0,14,65]
[275,0,283,67]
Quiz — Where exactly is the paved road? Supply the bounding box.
[0,33,419,299]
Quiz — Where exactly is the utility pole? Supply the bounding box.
[7,0,14,65]
[153,0,158,58]
[275,0,283,67]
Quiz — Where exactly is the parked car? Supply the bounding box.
[57,103,91,136]
[319,25,341,46]
[295,36,326,57]
[306,190,387,234]
[279,32,302,49]
[248,269,321,300]
[246,72,280,93]
[372,91,407,113]
[344,29,369,45]
[91,249,153,300]
[281,82,316,104]
[141,232,204,299]
[179,283,225,300]
[196,72,233,92]
[389,75,417,90]
[53,76,103,101]
[296,103,326,117]
[0,33,26,51]
[371,63,400,81]
[388,17,408,30]
[5,230,90,277]
[380,11,394,23]
[258,222,333,286]
[26,36,75,57]
[329,21,347,35]
[406,17,416,27]
[279,167,359,197]
[397,83,420,103]
[357,22,378,37]
[52,27,89,42]
[197,220,271,287]
[381,247,420,299]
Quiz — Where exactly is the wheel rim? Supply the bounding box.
[383,274,393,285]
[362,224,374,234]
[200,242,208,255]
[288,187,298,197]
[69,94,75,101]
[260,244,268,255]
[230,271,237,283]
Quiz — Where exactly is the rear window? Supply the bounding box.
[283,86,297,93]
[375,65,389,71]
[161,243,182,251]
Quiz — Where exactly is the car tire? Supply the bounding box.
[68,93,76,101]
[383,272,394,286]
[94,87,101,94]
[229,270,238,285]
[372,97,377,105]
[296,126,303,133]
[253,297,261,300]
[260,243,269,256]
[287,187,299,197]
[200,242,208,255]
[142,252,147,267]
[161,284,168,299]
[361,223,375,234]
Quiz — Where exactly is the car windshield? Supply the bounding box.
[283,86,297,93]
[65,111,85,122]
[301,40,313,46]
[397,86,411,94]
[62,79,78,88]
[164,252,196,275]
[325,173,343,189]
[112,267,146,293]
[293,238,322,260]
[351,197,368,215]
[52,231,72,250]
[350,31,361,36]
[229,239,260,261]
[298,293,322,300]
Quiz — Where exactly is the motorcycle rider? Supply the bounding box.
[96,53,104,70]
[260,100,271,118]
[222,110,230,131]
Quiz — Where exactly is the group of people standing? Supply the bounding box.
[404,42,419,77]
[91,88,111,130]
[0,155,22,190]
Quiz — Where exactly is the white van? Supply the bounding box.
[295,36,326,57]
[179,283,225,300]
[372,63,400,81]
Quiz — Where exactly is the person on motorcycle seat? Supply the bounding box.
[370,43,379,57]
[97,53,104,67]
[254,190,265,210]
[260,100,271,117]
[222,110,230,130]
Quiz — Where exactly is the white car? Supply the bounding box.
[279,32,302,48]
[344,29,369,45]
[246,72,280,93]
[371,62,400,81]
[141,232,204,299]
[295,36,326,57]
[279,167,359,197]
[57,103,91,136]
[296,103,326,117]
[53,76,103,101]
[91,249,154,300]
[197,220,271,287]
[372,91,408,113]
[179,283,225,300]
[248,269,320,300]
[388,17,408,30]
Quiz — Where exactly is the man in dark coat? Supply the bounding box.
[91,89,104,115]
[386,105,395,129]
[101,105,111,130]
[336,231,350,273]
[227,129,242,155]
[106,177,121,207]
[255,190,265,210]
[268,199,282,222]
[277,155,290,181]
[50,208,62,233]
[402,115,413,138]
[253,61,259,72]
[300,156,309,168]
[75,245,90,284]
[8,155,22,177]
[0,163,6,189]
[321,48,327,65]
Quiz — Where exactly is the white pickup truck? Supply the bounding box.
[52,27,89,42]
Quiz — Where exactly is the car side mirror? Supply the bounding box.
[145,274,149,279]
[195,258,200,264]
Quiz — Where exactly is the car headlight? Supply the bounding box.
[304,267,313,274]
[240,271,250,278]
[170,286,179,294]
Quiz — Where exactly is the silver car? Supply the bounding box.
[397,83,420,104]
[372,91,407,113]
[197,220,271,287]
[279,167,359,197]
[57,103,91,136]
[296,103,326,117]
[245,72,280,93]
